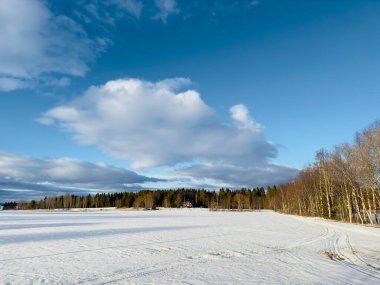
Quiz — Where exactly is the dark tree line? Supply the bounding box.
[2,201,18,210]
[10,187,277,211]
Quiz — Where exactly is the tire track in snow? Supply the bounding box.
[328,229,380,281]
[287,216,380,282]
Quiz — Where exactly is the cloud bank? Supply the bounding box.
[39,78,298,186]
[177,163,298,187]
[0,152,159,201]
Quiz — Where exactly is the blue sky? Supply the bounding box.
[0,0,379,201]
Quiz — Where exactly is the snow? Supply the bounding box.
[0,209,379,284]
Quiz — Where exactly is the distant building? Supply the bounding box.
[182,201,193,208]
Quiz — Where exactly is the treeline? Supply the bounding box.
[2,201,18,210]
[275,122,380,225]
[10,187,277,211]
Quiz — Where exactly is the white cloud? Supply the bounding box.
[0,152,159,201]
[0,77,29,92]
[84,0,143,22]
[153,0,179,23]
[113,0,143,18]
[37,77,298,187]
[39,78,278,171]
[230,104,262,131]
[0,0,108,91]
[84,3,116,26]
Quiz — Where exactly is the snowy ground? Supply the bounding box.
[0,209,379,284]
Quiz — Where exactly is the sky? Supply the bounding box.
[1,0,380,202]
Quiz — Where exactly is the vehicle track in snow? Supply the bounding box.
[328,229,380,281]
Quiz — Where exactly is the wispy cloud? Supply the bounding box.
[0,77,30,92]
[0,0,109,92]
[113,0,143,18]
[153,0,179,23]
[249,0,260,7]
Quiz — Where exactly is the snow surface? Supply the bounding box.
[0,209,379,284]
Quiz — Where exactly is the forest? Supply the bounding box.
[4,187,274,212]
[2,122,379,225]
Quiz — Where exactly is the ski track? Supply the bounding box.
[0,209,379,284]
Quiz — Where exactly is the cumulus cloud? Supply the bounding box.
[39,78,277,170]
[37,77,298,186]
[153,0,179,23]
[0,152,159,201]
[0,0,108,91]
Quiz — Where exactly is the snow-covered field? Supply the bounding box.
[0,209,379,284]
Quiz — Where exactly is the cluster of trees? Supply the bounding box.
[1,201,18,210]
[14,187,277,211]
[274,122,380,225]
